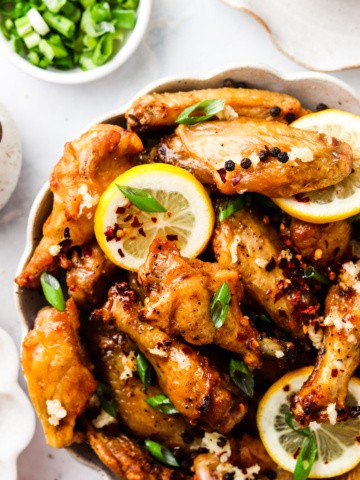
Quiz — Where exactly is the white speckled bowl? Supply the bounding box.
[15,65,360,478]
[0,0,152,85]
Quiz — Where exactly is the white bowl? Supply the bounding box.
[15,65,360,478]
[0,0,152,85]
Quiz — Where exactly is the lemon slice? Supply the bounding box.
[94,163,215,271]
[257,366,360,478]
[273,109,360,223]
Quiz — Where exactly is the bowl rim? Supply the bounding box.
[0,0,152,85]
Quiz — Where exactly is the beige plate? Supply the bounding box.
[14,65,360,478]
[223,0,360,72]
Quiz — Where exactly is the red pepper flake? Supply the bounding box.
[131,216,141,228]
[293,447,301,459]
[356,436,360,443]
[295,194,310,203]
[217,167,227,183]
[301,305,319,315]
[105,226,115,241]
[182,346,193,355]
[124,214,133,222]
[265,289,272,296]
[237,333,248,342]
[151,217,158,223]
[279,309,287,318]
[331,369,338,378]
[156,342,163,349]
[274,291,284,303]
[138,227,146,237]
[166,234,178,241]
[283,384,290,392]
[118,248,125,258]
[116,206,126,214]
[231,174,241,186]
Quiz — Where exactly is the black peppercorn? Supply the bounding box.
[240,157,252,169]
[258,149,269,162]
[269,147,281,157]
[270,106,281,117]
[224,159,235,171]
[316,102,329,112]
[223,78,247,89]
[285,112,296,123]
[277,152,289,163]
[216,436,227,447]
[223,473,235,480]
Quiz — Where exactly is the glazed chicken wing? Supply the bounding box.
[213,207,316,339]
[66,240,118,310]
[21,299,97,448]
[292,261,360,426]
[138,239,261,368]
[86,316,191,449]
[126,87,307,131]
[151,118,352,198]
[16,124,143,289]
[98,282,247,433]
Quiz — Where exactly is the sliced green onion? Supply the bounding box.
[303,266,330,285]
[117,185,167,213]
[43,11,75,38]
[113,9,136,29]
[27,49,40,66]
[43,0,67,13]
[79,0,96,7]
[219,195,245,221]
[83,34,97,50]
[144,440,179,468]
[92,32,113,66]
[79,51,97,70]
[285,412,311,437]
[210,281,231,329]
[15,16,32,37]
[91,2,110,23]
[27,8,50,35]
[81,8,114,37]
[40,272,66,311]
[176,99,225,125]
[294,433,318,480]
[136,352,152,391]
[229,358,254,398]
[146,395,179,415]
[97,382,117,418]
[120,0,140,9]
[23,30,40,48]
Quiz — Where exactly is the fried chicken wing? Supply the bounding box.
[66,240,118,310]
[86,423,184,480]
[98,282,247,433]
[151,118,352,198]
[86,316,191,449]
[16,124,143,289]
[292,261,360,426]
[126,87,306,131]
[287,218,352,268]
[213,207,315,338]
[21,299,97,447]
[139,239,261,368]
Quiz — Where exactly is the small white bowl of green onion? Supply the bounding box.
[0,0,151,84]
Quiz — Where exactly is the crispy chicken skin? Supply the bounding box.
[292,261,360,426]
[66,240,118,310]
[98,282,247,433]
[125,87,306,131]
[213,207,314,339]
[287,218,352,268]
[86,424,184,480]
[86,316,191,449]
[16,124,143,289]
[151,118,353,198]
[139,239,261,368]
[21,299,97,448]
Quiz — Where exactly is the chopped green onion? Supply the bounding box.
[27,8,50,35]
[136,352,152,391]
[294,433,318,480]
[229,358,254,398]
[113,9,136,29]
[61,2,81,23]
[303,266,330,285]
[210,281,231,329]
[175,99,226,125]
[79,51,97,70]
[219,195,245,221]
[117,185,167,213]
[144,440,179,468]
[27,49,40,65]
[43,0,67,13]
[146,395,179,415]
[97,382,117,418]
[92,32,113,66]
[91,2,110,23]
[285,412,311,437]
[15,16,32,37]
[43,11,75,38]
[40,272,66,311]
[23,30,40,48]
[79,0,96,8]
[81,8,114,37]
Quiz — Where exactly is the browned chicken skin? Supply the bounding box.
[16,124,143,289]
[21,299,97,448]
[287,218,352,268]
[66,240,119,309]
[86,316,191,450]
[98,282,247,434]
[213,207,315,339]
[86,423,185,480]
[126,87,307,131]
[151,118,353,198]
[139,239,261,368]
[292,261,360,426]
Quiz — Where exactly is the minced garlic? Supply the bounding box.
[46,399,67,426]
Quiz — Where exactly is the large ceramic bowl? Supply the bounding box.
[15,65,360,478]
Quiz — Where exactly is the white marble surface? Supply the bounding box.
[2,0,360,478]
